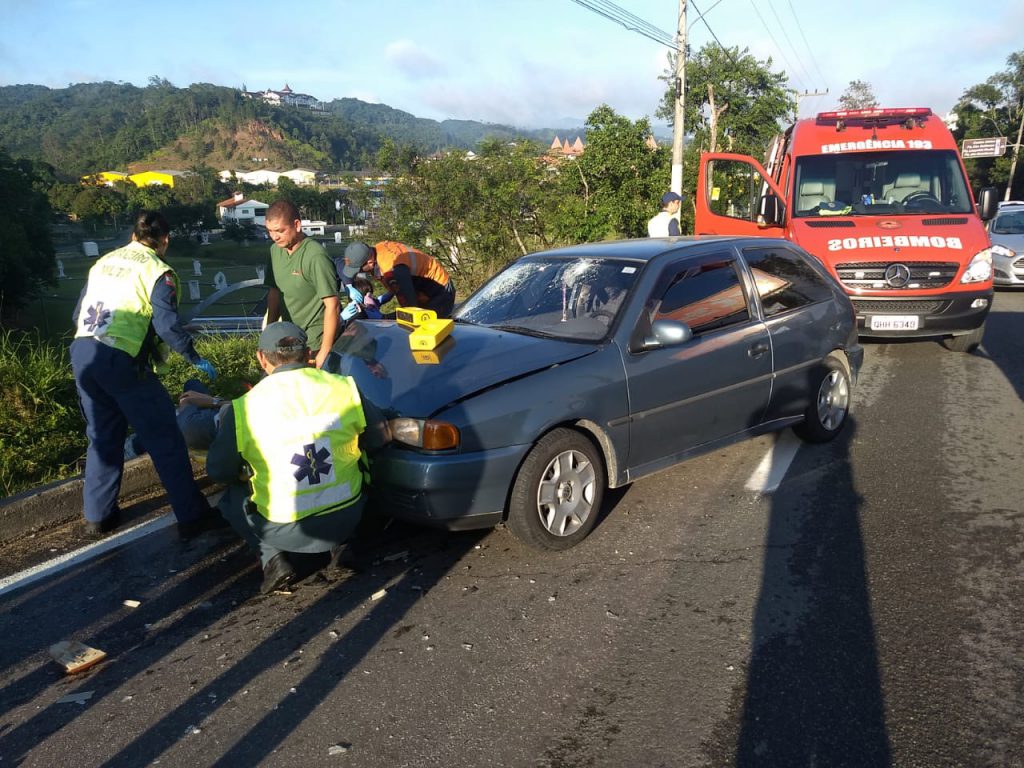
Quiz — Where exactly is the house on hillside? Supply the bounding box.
[245,83,324,111]
[217,193,269,226]
[547,136,586,159]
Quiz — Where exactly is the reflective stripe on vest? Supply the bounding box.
[234,367,366,523]
[375,241,450,288]
[74,241,178,367]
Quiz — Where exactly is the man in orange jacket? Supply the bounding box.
[341,241,455,318]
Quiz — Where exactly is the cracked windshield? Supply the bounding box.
[455,257,638,341]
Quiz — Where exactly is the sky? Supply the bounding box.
[1,0,1022,131]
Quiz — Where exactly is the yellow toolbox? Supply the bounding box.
[396,306,437,329]
[395,306,454,351]
[408,318,454,350]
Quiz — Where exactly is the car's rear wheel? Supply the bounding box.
[943,323,985,353]
[507,428,604,550]
[793,354,851,443]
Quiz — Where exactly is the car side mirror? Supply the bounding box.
[641,319,693,350]
[977,187,999,221]
[757,194,785,228]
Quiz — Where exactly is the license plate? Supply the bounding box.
[869,315,919,331]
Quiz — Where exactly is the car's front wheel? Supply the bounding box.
[793,354,851,443]
[507,428,605,550]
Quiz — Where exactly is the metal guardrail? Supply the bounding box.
[183,278,266,336]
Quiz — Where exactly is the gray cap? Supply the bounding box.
[258,321,307,353]
[343,241,373,278]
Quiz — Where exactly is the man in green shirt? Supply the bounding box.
[264,199,340,369]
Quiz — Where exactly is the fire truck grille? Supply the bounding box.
[835,261,959,289]
[850,299,945,314]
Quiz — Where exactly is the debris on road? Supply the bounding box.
[55,690,94,705]
[328,742,352,755]
[49,640,107,674]
[123,599,141,608]
[370,588,387,601]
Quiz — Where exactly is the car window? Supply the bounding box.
[991,210,1024,235]
[654,257,749,334]
[742,246,835,317]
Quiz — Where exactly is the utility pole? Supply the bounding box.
[794,89,828,120]
[670,0,687,198]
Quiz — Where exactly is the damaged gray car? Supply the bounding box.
[329,237,863,550]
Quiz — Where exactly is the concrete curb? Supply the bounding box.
[0,456,205,543]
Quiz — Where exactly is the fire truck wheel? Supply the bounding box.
[943,323,985,353]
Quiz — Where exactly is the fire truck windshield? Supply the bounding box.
[793,150,972,217]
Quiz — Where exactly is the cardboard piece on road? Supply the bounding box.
[49,640,107,674]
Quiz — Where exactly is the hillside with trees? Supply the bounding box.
[0,80,582,181]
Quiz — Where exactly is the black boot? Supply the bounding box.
[260,553,296,594]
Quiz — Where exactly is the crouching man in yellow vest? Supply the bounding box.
[206,321,369,594]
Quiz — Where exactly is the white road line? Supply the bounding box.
[745,431,802,494]
[0,514,176,599]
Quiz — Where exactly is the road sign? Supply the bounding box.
[961,136,1008,159]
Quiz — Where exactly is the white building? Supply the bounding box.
[281,168,317,186]
[300,220,326,236]
[217,193,269,225]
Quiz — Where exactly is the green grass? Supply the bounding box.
[0,329,259,499]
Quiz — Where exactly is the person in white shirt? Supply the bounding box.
[648,191,682,237]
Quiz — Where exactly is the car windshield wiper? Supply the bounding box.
[489,324,560,339]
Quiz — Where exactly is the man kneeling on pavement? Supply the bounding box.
[205,321,371,594]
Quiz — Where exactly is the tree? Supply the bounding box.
[0,148,55,321]
[955,50,1024,198]
[657,45,793,232]
[838,80,879,110]
[556,105,669,241]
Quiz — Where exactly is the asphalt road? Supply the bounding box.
[2,291,1023,767]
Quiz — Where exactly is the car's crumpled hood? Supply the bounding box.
[326,320,598,417]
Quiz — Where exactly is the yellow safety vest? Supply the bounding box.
[74,241,179,372]
[234,367,366,523]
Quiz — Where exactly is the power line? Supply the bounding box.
[747,0,805,90]
[786,0,829,90]
[765,0,814,89]
[689,0,741,70]
[568,0,676,49]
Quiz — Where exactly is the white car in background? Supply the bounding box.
[989,201,1024,287]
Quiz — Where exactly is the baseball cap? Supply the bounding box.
[661,191,683,205]
[259,321,307,353]
[342,241,373,279]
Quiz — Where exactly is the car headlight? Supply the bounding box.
[989,243,1017,259]
[389,418,460,450]
[961,247,994,284]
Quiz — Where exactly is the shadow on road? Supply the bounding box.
[0,518,484,765]
[713,417,892,765]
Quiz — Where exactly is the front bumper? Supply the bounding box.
[993,253,1024,286]
[370,443,531,531]
[851,289,992,338]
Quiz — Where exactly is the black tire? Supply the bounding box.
[943,323,985,353]
[507,428,605,550]
[793,355,851,443]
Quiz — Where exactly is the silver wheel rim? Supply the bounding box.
[535,449,596,537]
[817,369,849,432]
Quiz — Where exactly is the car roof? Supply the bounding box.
[528,236,794,263]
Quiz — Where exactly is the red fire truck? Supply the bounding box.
[694,107,1000,351]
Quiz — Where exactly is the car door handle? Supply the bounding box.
[748,341,770,358]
